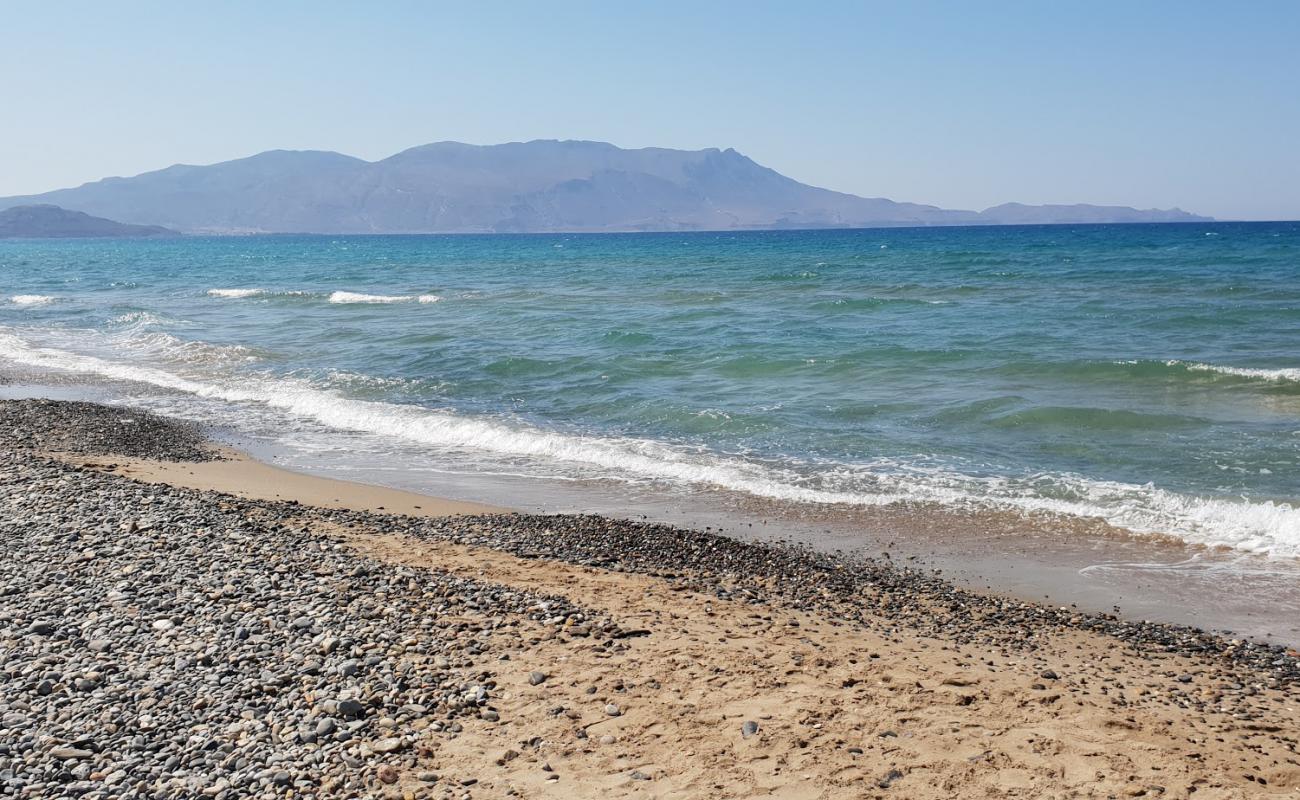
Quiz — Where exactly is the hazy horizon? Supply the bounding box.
[4,1,1298,220]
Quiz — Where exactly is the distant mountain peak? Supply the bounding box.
[0,141,1212,234]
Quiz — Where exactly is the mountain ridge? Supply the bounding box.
[0,204,178,238]
[0,140,1211,234]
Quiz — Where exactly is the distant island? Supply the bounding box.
[0,140,1211,234]
[0,204,178,239]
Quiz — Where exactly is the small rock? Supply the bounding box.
[376,764,399,784]
[604,703,622,717]
[372,737,404,754]
[529,671,547,686]
[337,698,365,718]
[51,747,93,760]
[741,720,759,739]
[877,768,903,789]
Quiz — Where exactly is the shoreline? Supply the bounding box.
[4,375,1299,644]
[2,396,1300,796]
[62,446,507,519]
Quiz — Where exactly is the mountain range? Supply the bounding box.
[0,140,1211,234]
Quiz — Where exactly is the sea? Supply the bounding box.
[2,223,1299,611]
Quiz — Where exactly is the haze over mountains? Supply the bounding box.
[0,140,1210,234]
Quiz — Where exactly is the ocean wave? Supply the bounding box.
[810,296,951,312]
[328,291,440,304]
[1023,358,1300,388]
[1172,360,1300,383]
[108,311,170,327]
[9,295,55,306]
[207,288,265,299]
[208,288,319,301]
[1,326,1297,558]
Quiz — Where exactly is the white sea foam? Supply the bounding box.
[108,311,169,327]
[9,295,55,306]
[417,294,442,303]
[1,326,1297,557]
[328,291,422,304]
[207,288,265,298]
[1174,360,1300,383]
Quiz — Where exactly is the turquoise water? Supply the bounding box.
[2,223,1298,554]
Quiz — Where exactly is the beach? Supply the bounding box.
[2,396,1298,799]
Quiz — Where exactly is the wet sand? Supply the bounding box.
[65,447,504,518]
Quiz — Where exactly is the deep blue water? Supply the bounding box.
[2,222,1298,553]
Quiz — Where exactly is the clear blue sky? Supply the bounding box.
[3,1,1297,219]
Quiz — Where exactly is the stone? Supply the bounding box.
[372,737,404,754]
[337,699,365,718]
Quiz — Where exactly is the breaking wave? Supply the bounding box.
[1,325,1297,558]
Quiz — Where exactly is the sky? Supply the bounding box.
[2,1,1298,220]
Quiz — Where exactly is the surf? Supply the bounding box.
[1,324,1297,558]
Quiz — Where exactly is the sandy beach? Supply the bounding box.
[2,397,1299,799]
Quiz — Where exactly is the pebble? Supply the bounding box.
[0,402,622,800]
[372,737,404,753]
[877,768,904,789]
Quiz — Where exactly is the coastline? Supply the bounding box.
[2,396,1299,797]
[4,372,1299,643]
[63,447,506,518]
